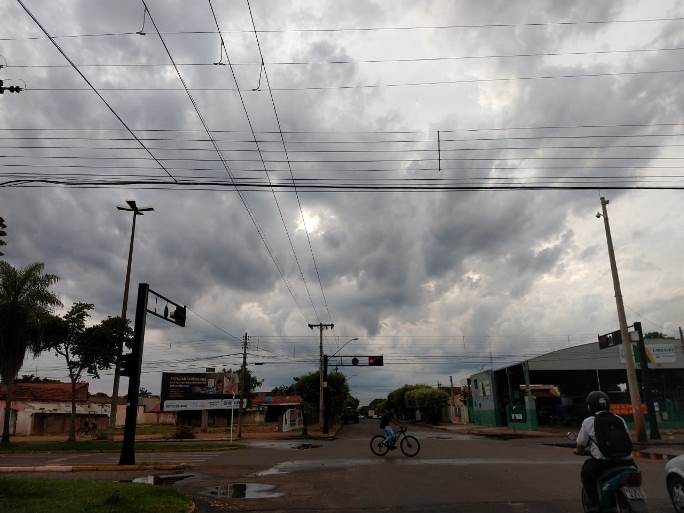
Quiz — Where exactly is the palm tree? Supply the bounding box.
[0,262,61,444]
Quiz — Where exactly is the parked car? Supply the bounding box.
[665,454,684,512]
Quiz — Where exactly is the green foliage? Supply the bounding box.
[41,303,122,441]
[405,387,449,424]
[0,261,61,444]
[384,384,449,424]
[345,395,360,411]
[222,367,263,395]
[139,387,152,398]
[644,331,675,339]
[0,477,191,513]
[271,384,295,395]
[368,398,385,409]
[292,371,351,420]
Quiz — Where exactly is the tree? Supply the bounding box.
[0,262,61,445]
[139,387,153,398]
[223,367,263,397]
[271,384,295,395]
[405,386,449,424]
[386,384,427,419]
[644,331,674,339]
[43,303,120,441]
[293,371,350,422]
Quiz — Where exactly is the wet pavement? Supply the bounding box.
[3,420,677,512]
[173,420,675,512]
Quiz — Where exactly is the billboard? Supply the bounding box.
[161,372,240,411]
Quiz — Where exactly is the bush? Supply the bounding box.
[93,430,109,441]
[171,425,196,439]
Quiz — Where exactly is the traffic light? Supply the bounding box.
[351,357,359,366]
[368,355,384,366]
[119,353,137,377]
[0,217,6,257]
[0,80,22,94]
[170,305,186,327]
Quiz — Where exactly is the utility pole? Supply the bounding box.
[109,201,153,440]
[598,196,647,442]
[679,327,684,350]
[634,322,660,440]
[449,375,456,423]
[309,323,334,431]
[237,332,249,439]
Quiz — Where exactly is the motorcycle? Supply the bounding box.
[567,432,648,513]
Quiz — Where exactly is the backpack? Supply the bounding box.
[593,411,632,459]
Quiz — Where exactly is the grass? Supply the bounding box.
[0,440,239,453]
[0,477,191,513]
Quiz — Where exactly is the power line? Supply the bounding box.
[0,121,681,133]
[207,0,321,323]
[13,0,178,183]
[7,45,684,68]
[3,14,683,40]
[140,0,308,323]
[24,67,684,91]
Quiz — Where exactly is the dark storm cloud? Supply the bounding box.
[2,0,684,404]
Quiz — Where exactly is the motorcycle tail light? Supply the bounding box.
[619,471,642,487]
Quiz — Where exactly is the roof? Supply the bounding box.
[469,338,684,378]
[0,382,89,402]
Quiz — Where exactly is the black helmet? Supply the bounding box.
[586,390,610,414]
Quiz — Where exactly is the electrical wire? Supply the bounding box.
[207,0,322,323]
[7,44,684,68]
[245,0,332,322]
[13,0,178,183]
[141,0,309,323]
[24,67,684,91]
[3,14,683,40]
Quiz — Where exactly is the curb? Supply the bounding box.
[0,463,188,473]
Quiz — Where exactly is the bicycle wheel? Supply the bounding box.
[400,435,420,457]
[370,435,390,456]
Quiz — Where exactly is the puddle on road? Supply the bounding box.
[208,483,284,499]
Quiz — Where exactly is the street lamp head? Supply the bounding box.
[596,212,603,219]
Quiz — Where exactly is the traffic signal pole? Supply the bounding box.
[634,322,660,440]
[119,283,149,465]
[599,197,647,442]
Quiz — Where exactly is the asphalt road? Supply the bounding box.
[2,420,677,512]
[180,420,675,513]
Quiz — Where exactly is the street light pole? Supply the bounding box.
[598,196,647,442]
[108,200,153,440]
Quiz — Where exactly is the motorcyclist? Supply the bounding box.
[574,390,635,512]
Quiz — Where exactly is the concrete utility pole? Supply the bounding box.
[309,323,334,431]
[598,196,647,442]
[109,200,153,440]
[237,333,249,439]
[449,375,456,423]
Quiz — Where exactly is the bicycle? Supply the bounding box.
[370,426,421,457]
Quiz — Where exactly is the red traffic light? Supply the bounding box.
[368,355,384,366]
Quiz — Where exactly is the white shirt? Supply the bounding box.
[577,412,630,460]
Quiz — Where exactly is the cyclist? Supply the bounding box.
[380,409,404,449]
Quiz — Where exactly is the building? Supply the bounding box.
[438,385,470,424]
[468,338,684,430]
[0,382,110,436]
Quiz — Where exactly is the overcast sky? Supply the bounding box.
[1,0,683,405]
